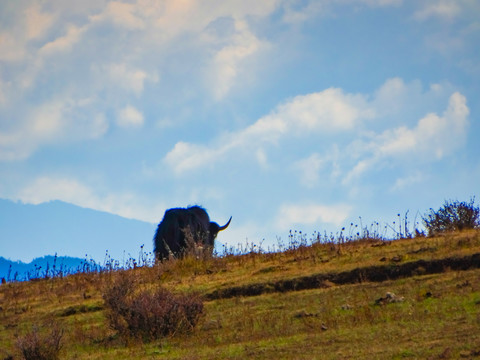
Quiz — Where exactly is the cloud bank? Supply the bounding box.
[164,87,374,174]
[164,79,469,188]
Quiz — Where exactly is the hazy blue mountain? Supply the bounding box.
[0,199,157,265]
[0,255,95,281]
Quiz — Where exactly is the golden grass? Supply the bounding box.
[1,230,480,359]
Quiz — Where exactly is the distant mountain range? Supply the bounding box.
[0,255,92,281]
[0,198,157,268]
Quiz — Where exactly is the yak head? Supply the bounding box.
[206,216,232,246]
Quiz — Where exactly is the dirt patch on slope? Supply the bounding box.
[204,253,480,300]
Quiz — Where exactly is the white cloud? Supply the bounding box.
[164,142,218,174]
[88,113,110,139]
[24,4,55,40]
[161,78,470,194]
[164,87,373,174]
[1,0,281,130]
[162,76,470,190]
[413,1,461,21]
[19,177,96,207]
[220,0,279,18]
[211,19,263,100]
[41,0,276,103]
[83,1,274,100]
[282,0,402,23]
[391,172,425,190]
[0,133,28,161]
[0,32,26,62]
[294,153,325,188]
[88,0,277,43]
[151,0,278,37]
[0,75,9,105]
[0,98,108,161]
[0,4,56,63]
[282,2,326,24]
[276,203,352,230]
[0,100,65,161]
[381,92,468,158]
[31,101,65,138]
[270,89,374,132]
[360,0,403,6]
[90,1,146,30]
[256,148,269,168]
[155,117,176,130]
[344,92,469,182]
[116,105,144,128]
[92,1,274,100]
[39,24,86,56]
[106,63,153,96]
[373,77,412,114]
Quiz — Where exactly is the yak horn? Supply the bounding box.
[219,216,232,231]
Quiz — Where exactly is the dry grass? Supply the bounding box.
[1,230,479,359]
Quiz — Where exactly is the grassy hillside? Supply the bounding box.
[1,230,480,359]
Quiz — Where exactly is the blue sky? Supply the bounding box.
[1,0,480,261]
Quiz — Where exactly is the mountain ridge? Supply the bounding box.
[0,255,91,281]
[0,198,157,265]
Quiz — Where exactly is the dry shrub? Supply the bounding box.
[103,273,203,341]
[16,322,63,360]
[423,198,480,236]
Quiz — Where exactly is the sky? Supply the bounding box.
[1,0,480,261]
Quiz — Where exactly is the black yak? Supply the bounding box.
[153,206,231,260]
